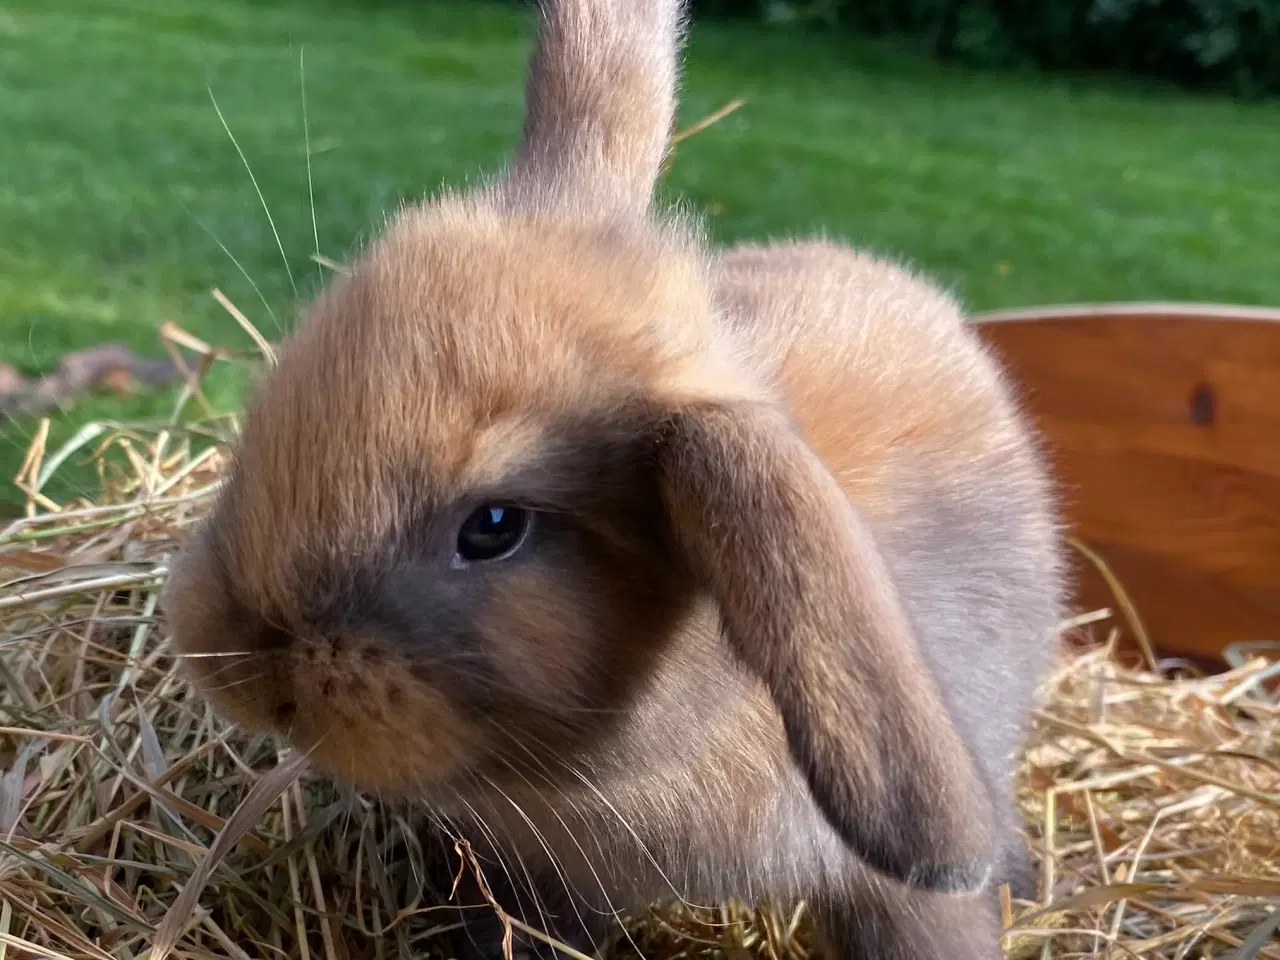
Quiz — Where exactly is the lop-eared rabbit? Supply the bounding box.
[162,1,1064,956]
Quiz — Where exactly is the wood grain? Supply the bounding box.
[971,303,1280,667]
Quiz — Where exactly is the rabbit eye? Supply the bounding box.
[455,505,530,564]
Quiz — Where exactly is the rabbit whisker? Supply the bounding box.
[200,672,265,696]
[190,216,282,336]
[485,748,645,954]
[481,722,634,920]
[480,726,694,954]
[478,769,602,940]
[556,754,714,912]
[452,781,554,943]
[486,718,707,913]
[207,85,298,299]
[194,657,266,686]
[475,781,562,939]
[300,45,322,288]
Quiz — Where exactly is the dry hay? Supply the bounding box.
[1,327,1279,960]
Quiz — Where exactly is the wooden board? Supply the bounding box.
[971,303,1280,667]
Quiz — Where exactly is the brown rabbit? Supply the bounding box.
[161,1,1065,957]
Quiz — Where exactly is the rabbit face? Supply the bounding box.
[163,197,725,796]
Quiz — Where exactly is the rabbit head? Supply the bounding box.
[163,0,999,896]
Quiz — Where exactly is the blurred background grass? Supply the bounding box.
[3,0,1279,513]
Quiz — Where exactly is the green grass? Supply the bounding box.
[3,0,1280,513]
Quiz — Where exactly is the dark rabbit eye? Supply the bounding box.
[456,505,530,563]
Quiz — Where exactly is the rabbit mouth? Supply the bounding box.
[241,641,487,794]
[173,645,296,740]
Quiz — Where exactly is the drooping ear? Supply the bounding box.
[509,0,687,210]
[658,402,998,894]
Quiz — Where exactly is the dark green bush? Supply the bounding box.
[688,0,1280,97]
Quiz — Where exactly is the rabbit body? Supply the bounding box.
[415,239,1060,960]
[161,1,1065,958]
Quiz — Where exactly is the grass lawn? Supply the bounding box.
[3,0,1280,513]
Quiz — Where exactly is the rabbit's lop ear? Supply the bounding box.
[659,402,998,894]
[510,0,686,210]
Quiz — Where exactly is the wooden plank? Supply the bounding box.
[971,303,1280,667]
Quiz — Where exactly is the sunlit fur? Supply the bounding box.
[161,1,1065,958]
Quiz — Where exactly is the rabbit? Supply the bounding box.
[160,0,1065,958]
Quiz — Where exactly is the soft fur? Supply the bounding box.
[161,1,1066,957]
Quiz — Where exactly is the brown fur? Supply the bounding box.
[161,1,1064,957]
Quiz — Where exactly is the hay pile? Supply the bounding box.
[1,330,1278,960]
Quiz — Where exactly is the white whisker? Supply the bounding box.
[551,755,713,912]
[190,215,282,334]
[484,747,647,957]
[207,85,298,299]
[481,719,702,952]
[201,672,264,696]
[478,770,598,936]
[452,784,550,936]
[300,45,322,287]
